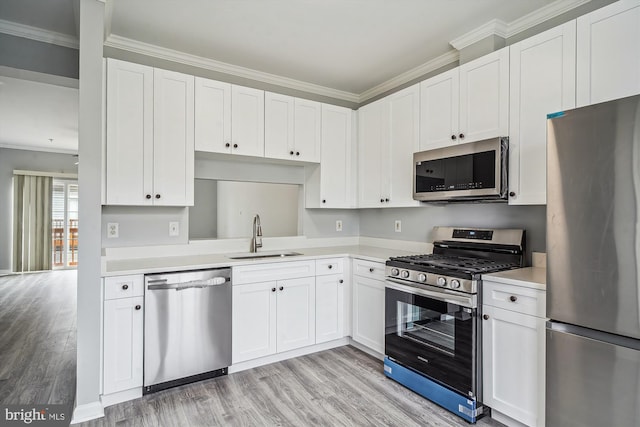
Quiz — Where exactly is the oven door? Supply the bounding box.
[385,279,479,399]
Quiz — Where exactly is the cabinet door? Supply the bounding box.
[358,99,387,207]
[153,69,194,206]
[316,274,344,344]
[352,275,385,354]
[194,77,232,153]
[231,85,264,157]
[317,104,354,208]
[509,22,576,206]
[419,68,460,150]
[232,282,277,363]
[294,98,322,162]
[106,59,153,205]
[482,305,546,427]
[459,47,510,143]
[264,92,294,160]
[276,277,316,352]
[388,84,420,207]
[576,0,640,107]
[103,296,143,394]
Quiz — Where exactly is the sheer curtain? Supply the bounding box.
[13,174,53,272]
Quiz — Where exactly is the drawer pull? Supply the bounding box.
[369,268,374,273]
[279,286,284,291]
[135,305,141,310]
[328,265,333,269]
[122,284,129,290]
[509,295,518,302]
[483,314,489,320]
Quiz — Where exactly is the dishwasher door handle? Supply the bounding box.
[148,277,229,291]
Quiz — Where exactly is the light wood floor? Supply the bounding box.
[1,271,504,427]
[0,270,77,406]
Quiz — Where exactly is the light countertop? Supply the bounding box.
[103,245,421,276]
[483,267,546,291]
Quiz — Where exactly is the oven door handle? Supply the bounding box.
[385,279,476,308]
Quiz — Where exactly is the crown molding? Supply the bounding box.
[0,19,78,49]
[104,34,360,103]
[0,143,78,155]
[450,19,508,51]
[0,66,79,88]
[450,0,591,50]
[359,50,460,103]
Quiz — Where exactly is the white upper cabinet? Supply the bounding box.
[576,0,640,107]
[459,47,510,143]
[306,104,356,208]
[231,85,265,157]
[195,79,264,157]
[358,84,420,208]
[420,48,509,150]
[194,77,232,153]
[153,69,195,206]
[509,21,576,205]
[265,94,321,162]
[105,59,194,206]
[420,68,460,150]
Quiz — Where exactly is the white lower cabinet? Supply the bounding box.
[351,259,385,355]
[315,273,345,344]
[482,280,546,427]
[102,275,144,396]
[232,275,316,364]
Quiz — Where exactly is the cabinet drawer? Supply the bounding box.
[316,258,344,276]
[352,259,385,280]
[483,280,546,318]
[233,260,316,284]
[104,275,144,300]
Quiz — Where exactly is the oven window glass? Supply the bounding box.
[415,150,495,193]
[396,302,464,355]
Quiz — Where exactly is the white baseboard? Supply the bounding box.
[348,338,384,361]
[101,388,142,408]
[228,337,350,374]
[490,409,528,427]
[70,401,104,424]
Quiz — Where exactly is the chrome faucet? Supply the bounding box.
[250,214,263,253]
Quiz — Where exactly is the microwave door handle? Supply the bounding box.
[385,279,476,308]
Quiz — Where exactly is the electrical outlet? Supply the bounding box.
[107,223,119,238]
[395,220,402,233]
[336,220,343,232]
[169,221,180,237]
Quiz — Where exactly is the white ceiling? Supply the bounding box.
[0,75,79,153]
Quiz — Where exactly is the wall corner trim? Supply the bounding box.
[70,401,104,424]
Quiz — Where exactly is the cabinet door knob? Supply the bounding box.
[459,133,465,139]
[369,268,374,273]
[122,284,129,290]
[290,151,294,155]
[328,265,333,269]
[233,143,238,149]
[279,286,284,291]
[451,134,457,140]
[135,305,141,310]
[339,279,344,284]
[155,194,161,199]
[385,198,389,202]
[509,191,516,197]
[146,194,151,199]
[483,314,489,320]
[509,295,518,302]
[322,199,326,204]
[225,143,230,148]
[380,198,384,203]
[295,152,300,156]
[271,287,276,292]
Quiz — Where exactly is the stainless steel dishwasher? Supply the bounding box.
[144,267,231,393]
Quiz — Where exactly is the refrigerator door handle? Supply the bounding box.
[547,321,640,351]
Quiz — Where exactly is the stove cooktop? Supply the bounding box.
[386,254,521,279]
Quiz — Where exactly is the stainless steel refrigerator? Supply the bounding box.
[546,94,640,427]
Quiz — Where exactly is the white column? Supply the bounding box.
[73,0,105,423]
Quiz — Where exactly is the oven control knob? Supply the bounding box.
[401,270,410,279]
[417,273,427,282]
[390,268,399,276]
[437,277,447,286]
[450,279,461,289]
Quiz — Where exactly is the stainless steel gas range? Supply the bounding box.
[383,226,525,423]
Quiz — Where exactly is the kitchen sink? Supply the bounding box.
[227,251,302,260]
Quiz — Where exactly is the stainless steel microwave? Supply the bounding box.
[413,137,508,203]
